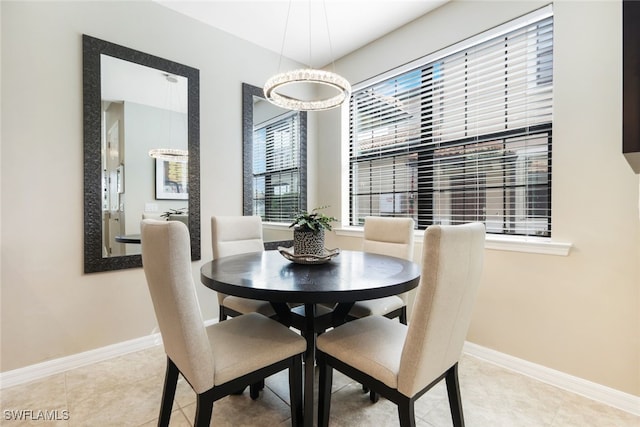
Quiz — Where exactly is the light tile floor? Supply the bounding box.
[0,345,637,426]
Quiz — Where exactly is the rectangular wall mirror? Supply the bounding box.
[83,35,200,273]
[242,83,307,221]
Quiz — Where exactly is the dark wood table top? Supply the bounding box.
[200,249,421,304]
[200,249,420,427]
[114,234,141,244]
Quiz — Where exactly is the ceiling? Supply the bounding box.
[156,0,448,68]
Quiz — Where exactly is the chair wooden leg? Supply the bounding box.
[445,363,465,427]
[249,383,260,400]
[249,379,265,399]
[289,356,303,427]
[363,383,381,403]
[317,357,333,427]
[398,396,416,427]
[158,357,179,427]
[194,392,214,427]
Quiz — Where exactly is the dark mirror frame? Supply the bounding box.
[83,35,200,273]
[623,0,640,172]
[242,82,307,217]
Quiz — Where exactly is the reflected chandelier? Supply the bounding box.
[264,1,351,111]
[149,148,188,163]
[149,74,189,163]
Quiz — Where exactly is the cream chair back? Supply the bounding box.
[362,216,415,260]
[141,219,214,394]
[398,223,485,397]
[211,216,265,306]
[362,216,415,308]
[211,216,264,258]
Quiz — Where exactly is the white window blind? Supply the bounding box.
[253,111,302,222]
[349,9,553,237]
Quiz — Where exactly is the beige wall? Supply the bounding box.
[318,0,639,396]
[0,1,315,371]
[1,0,638,399]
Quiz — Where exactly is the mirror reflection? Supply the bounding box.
[101,55,189,257]
[242,83,307,221]
[83,34,200,273]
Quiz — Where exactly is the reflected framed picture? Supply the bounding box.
[155,159,188,200]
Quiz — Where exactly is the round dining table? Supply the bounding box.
[200,249,421,426]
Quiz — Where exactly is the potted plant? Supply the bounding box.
[161,208,188,226]
[289,206,337,255]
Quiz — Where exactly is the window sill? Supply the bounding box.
[333,227,572,256]
[483,234,572,256]
[263,222,293,231]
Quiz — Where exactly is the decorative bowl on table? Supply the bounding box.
[277,246,340,265]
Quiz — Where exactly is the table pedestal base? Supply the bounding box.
[271,302,354,426]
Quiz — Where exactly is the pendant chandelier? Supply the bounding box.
[149,74,188,163]
[149,148,188,163]
[264,0,351,111]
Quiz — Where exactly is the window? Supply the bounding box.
[349,8,553,237]
[252,112,301,222]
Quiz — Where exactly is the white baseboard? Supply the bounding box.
[0,335,160,390]
[1,324,637,417]
[0,318,218,390]
[463,341,640,416]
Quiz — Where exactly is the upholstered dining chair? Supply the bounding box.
[349,216,415,323]
[316,222,485,427]
[141,219,306,427]
[343,216,416,402]
[211,215,276,320]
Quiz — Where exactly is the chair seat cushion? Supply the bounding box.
[317,316,407,389]
[222,296,276,317]
[207,312,306,385]
[349,295,405,318]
